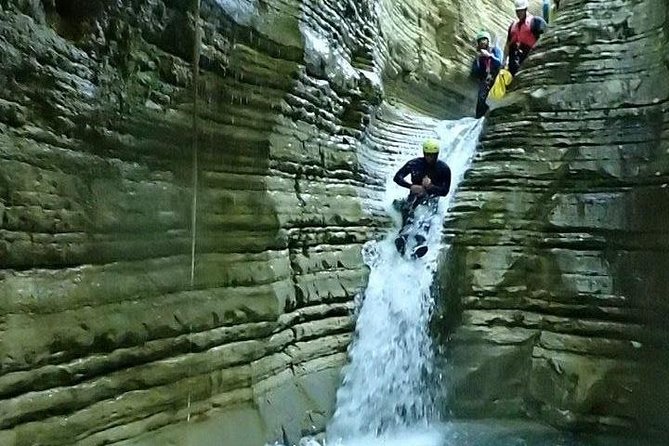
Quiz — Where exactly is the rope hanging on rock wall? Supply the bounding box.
[187,0,202,424]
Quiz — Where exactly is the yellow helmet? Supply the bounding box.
[422,139,440,154]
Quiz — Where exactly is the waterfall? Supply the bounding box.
[323,118,483,444]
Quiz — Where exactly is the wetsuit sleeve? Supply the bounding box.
[393,160,413,189]
[531,17,547,38]
[504,24,513,60]
[471,57,482,77]
[491,47,503,70]
[427,164,451,197]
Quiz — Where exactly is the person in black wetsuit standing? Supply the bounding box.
[392,139,452,257]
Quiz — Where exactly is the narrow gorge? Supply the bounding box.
[0,0,667,445]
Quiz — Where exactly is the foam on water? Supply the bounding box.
[325,118,483,443]
[299,426,443,446]
[267,118,482,446]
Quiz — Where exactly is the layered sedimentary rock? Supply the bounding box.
[0,0,508,444]
[441,0,669,439]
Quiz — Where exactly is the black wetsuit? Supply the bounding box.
[392,157,451,256]
[393,157,452,223]
[471,46,503,119]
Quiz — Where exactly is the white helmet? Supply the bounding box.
[514,0,529,10]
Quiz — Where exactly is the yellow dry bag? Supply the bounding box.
[488,69,513,101]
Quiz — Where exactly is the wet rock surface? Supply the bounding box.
[439,0,669,440]
[0,0,508,444]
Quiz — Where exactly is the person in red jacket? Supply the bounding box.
[503,0,547,76]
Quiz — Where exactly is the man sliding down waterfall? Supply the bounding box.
[392,139,452,259]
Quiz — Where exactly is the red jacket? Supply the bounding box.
[510,14,539,49]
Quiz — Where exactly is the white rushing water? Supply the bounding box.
[321,118,483,445]
[267,117,482,446]
[269,116,659,446]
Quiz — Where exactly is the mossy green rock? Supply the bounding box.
[437,0,669,439]
[0,0,511,444]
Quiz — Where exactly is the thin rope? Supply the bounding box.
[187,0,202,423]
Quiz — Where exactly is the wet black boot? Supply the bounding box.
[394,235,406,256]
[412,245,428,259]
[412,234,428,259]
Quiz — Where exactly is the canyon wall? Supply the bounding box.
[440,0,669,440]
[0,0,508,444]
